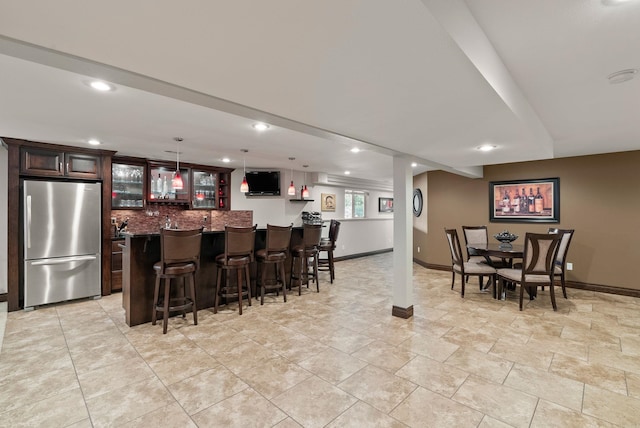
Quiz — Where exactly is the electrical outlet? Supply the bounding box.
[417,246,421,253]
[111,217,117,224]
[566,262,573,271]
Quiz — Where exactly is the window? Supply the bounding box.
[344,190,366,218]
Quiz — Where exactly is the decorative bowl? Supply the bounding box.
[493,231,518,244]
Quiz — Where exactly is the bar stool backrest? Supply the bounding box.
[159,228,203,272]
[223,225,257,261]
[266,224,293,253]
[303,224,323,250]
[328,220,341,248]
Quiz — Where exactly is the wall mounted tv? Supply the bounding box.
[245,170,281,196]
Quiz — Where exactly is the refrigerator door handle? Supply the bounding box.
[31,255,98,266]
[26,195,32,249]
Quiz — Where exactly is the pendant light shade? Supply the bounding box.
[172,137,184,190]
[287,157,296,196]
[302,185,310,198]
[240,149,249,193]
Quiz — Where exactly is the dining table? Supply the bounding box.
[466,243,527,300]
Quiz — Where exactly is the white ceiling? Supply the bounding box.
[1,0,639,183]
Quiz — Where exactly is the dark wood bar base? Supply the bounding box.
[123,228,303,326]
[392,305,414,319]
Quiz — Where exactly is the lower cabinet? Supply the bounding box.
[112,239,124,292]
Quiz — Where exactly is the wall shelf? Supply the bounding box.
[289,199,314,202]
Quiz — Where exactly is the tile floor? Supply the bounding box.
[2,253,640,427]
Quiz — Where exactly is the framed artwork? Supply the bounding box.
[378,197,394,213]
[489,178,559,223]
[321,193,336,212]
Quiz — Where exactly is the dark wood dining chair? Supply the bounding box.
[445,228,497,297]
[462,225,509,288]
[255,224,292,305]
[548,228,575,299]
[496,232,562,311]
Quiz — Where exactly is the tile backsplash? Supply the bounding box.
[111,207,252,235]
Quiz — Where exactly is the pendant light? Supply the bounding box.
[172,137,184,190]
[287,157,296,196]
[240,149,249,193]
[302,165,310,198]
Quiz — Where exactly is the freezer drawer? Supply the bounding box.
[24,254,101,308]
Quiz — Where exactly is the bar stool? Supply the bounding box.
[318,219,340,283]
[255,224,292,305]
[290,224,322,295]
[214,225,256,315]
[152,228,203,334]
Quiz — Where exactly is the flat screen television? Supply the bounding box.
[245,170,281,196]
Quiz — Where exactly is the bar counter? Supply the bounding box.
[121,228,304,326]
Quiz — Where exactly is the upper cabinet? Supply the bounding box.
[21,147,101,179]
[147,162,191,204]
[112,161,145,210]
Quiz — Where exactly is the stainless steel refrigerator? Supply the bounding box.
[23,180,102,309]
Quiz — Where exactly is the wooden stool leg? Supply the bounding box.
[152,274,161,325]
[245,264,252,306]
[280,261,287,302]
[214,268,222,314]
[163,278,171,334]
[313,253,320,292]
[189,273,198,325]
[237,267,243,315]
[329,250,335,283]
[260,262,267,305]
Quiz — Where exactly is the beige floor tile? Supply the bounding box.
[237,355,312,399]
[549,353,627,395]
[298,347,368,384]
[0,387,88,428]
[146,346,221,385]
[120,402,197,427]
[272,376,358,428]
[0,344,74,383]
[70,341,142,374]
[65,418,94,428]
[85,377,176,427]
[527,334,589,361]
[627,371,640,398]
[503,363,584,411]
[77,356,156,400]
[214,339,281,375]
[273,417,304,428]
[445,347,513,384]
[442,326,498,353]
[530,400,617,428]
[395,354,469,397]
[192,388,287,427]
[583,384,640,426]
[350,340,416,373]
[361,322,418,346]
[0,366,79,413]
[452,375,538,428]
[337,365,417,413]
[489,338,554,370]
[390,386,484,428]
[620,335,640,356]
[168,365,248,415]
[397,332,459,362]
[317,327,376,353]
[589,345,640,375]
[477,415,516,428]
[325,401,407,427]
[265,332,330,363]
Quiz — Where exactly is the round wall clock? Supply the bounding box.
[413,188,423,217]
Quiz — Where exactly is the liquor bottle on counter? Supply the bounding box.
[502,191,510,213]
[156,174,162,198]
[535,187,544,213]
[162,176,168,199]
[512,189,520,213]
[520,187,527,213]
[527,188,535,213]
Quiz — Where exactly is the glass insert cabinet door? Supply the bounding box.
[192,170,217,209]
[148,165,190,202]
[112,163,145,209]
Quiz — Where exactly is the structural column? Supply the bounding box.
[392,155,413,318]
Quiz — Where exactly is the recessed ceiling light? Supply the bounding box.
[607,69,638,84]
[344,171,351,175]
[89,80,115,92]
[221,157,231,163]
[88,139,102,146]
[411,162,418,168]
[477,144,497,152]
[252,123,270,131]
[350,148,361,153]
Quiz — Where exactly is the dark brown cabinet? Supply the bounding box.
[111,239,124,292]
[21,147,101,179]
[112,160,146,209]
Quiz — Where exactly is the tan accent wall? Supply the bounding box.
[416,150,640,290]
